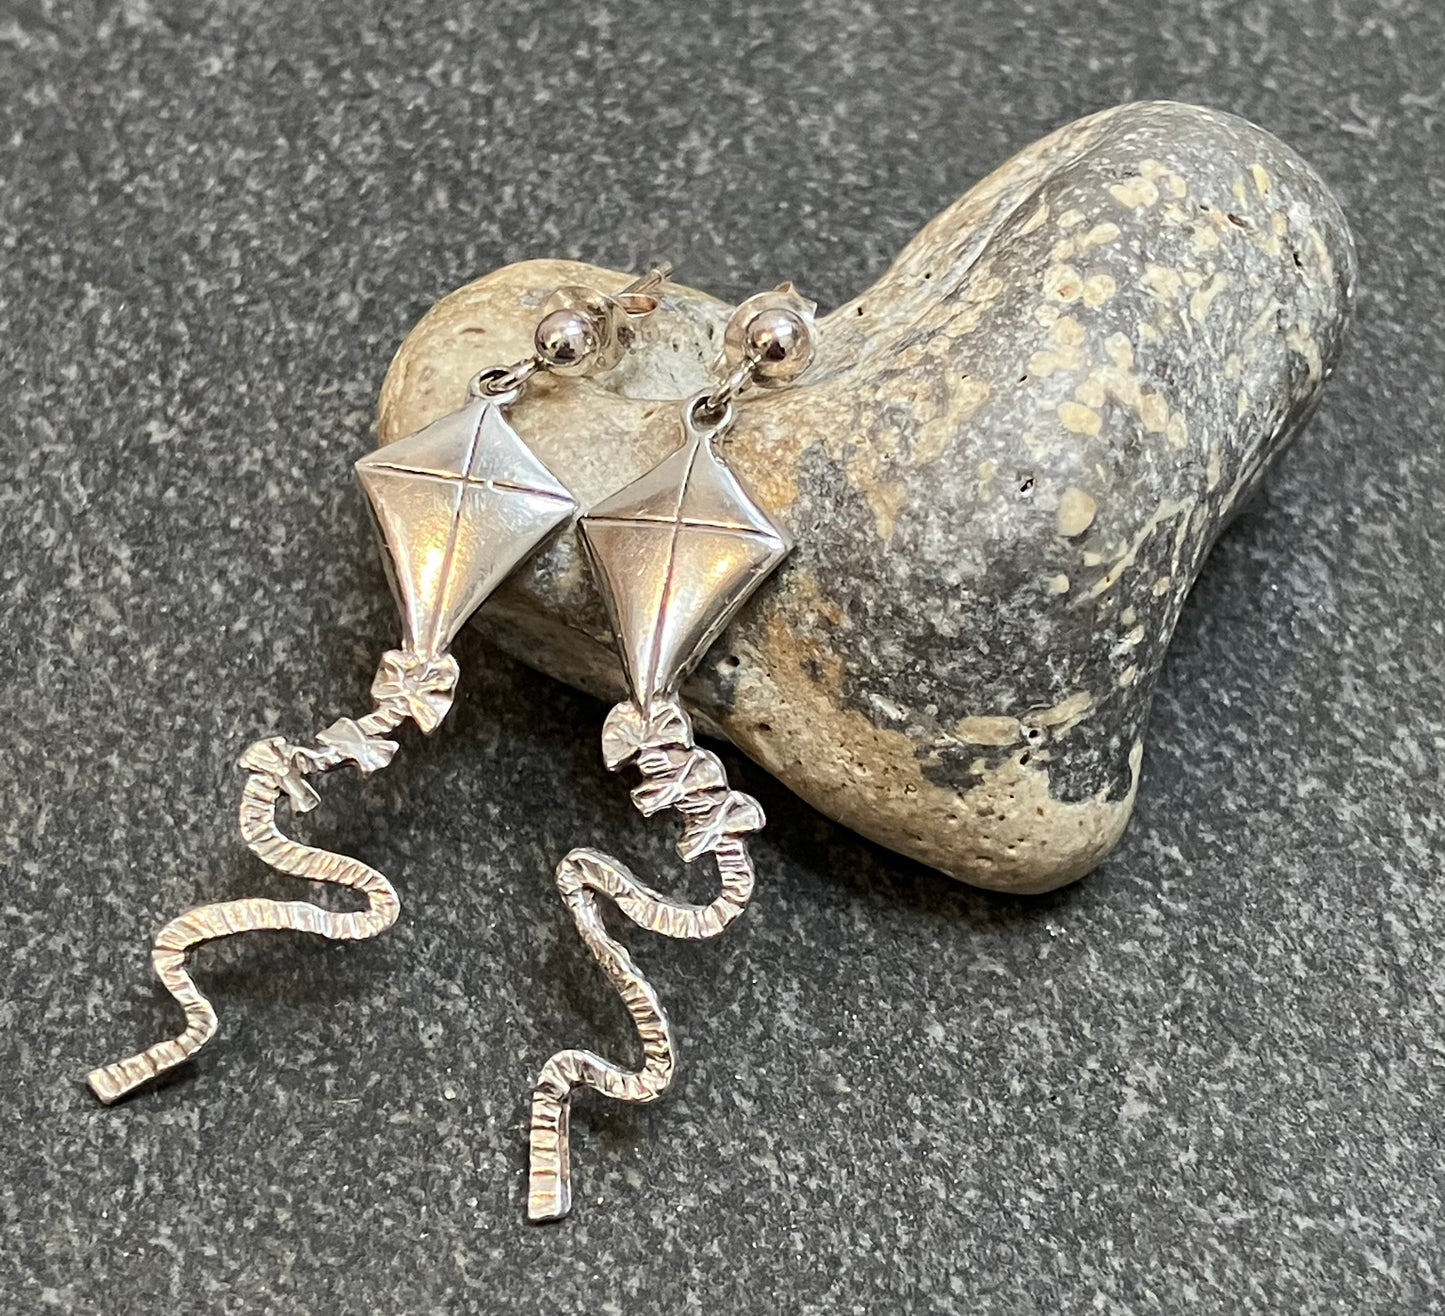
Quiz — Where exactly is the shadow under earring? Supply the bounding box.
[88,266,671,1104]
[527,286,818,1221]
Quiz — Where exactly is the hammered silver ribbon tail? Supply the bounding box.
[528,696,763,1221]
[87,649,458,1103]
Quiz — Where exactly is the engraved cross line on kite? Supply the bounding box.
[355,397,578,659]
[578,431,791,706]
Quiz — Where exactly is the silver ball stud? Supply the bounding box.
[534,307,601,374]
[741,305,815,383]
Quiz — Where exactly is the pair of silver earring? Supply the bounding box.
[87,264,818,1223]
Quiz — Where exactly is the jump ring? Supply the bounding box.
[467,359,537,404]
[684,390,736,440]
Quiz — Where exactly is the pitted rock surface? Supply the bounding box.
[379,101,1354,892]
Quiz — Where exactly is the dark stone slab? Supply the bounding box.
[0,3,1438,1313]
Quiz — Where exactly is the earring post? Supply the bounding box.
[616,263,673,315]
[624,262,672,294]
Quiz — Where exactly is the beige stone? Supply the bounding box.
[376,102,1353,892]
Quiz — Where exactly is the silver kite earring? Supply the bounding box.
[527,285,818,1221]
[87,266,671,1105]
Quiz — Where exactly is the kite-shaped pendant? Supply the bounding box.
[529,391,799,1223]
[88,389,577,1104]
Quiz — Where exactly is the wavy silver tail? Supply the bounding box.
[86,649,459,1103]
[88,369,588,1102]
[528,697,764,1221]
[526,293,814,1221]
[86,278,674,1115]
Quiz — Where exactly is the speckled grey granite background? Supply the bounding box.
[0,2,1439,1312]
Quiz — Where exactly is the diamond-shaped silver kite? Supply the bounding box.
[355,398,578,658]
[578,429,791,706]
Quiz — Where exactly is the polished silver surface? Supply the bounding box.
[538,263,673,376]
[717,283,818,395]
[91,383,581,1103]
[532,306,601,374]
[530,377,799,1222]
[355,397,578,658]
[528,696,763,1222]
[468,264,673,394]
[577,401,792,709]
